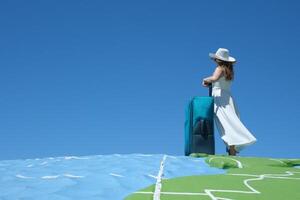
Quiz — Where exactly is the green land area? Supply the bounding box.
[125,154,300,200]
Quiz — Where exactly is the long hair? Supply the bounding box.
[215,58,234,81]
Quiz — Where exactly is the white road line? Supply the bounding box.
[263,171,295,177]
[135,170,300,200]
[153,155,167,200]
[264,176,300,180]
[204,171,300,200]
[208,157,243,168]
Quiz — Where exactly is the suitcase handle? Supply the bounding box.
[208,83,212,97]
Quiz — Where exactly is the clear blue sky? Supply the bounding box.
[1,1,300,160]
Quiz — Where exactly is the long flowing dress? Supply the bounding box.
[212,76,257,152]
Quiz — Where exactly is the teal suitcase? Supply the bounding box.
[184,88,215,156]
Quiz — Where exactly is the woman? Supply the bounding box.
[202,48,257,156]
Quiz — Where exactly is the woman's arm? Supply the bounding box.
[203,66,223,84]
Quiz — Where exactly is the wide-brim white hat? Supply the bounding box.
[209,48,236,63]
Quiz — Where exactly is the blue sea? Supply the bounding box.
[0,154,225,199]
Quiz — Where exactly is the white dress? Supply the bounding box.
[212,76,257,152]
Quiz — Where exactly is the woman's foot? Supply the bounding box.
[229,145,238,156]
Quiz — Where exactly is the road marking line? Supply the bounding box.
[208,157,243,168]
[204,171,300,200]
[153,155,167,200]
[134,171,300,200]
